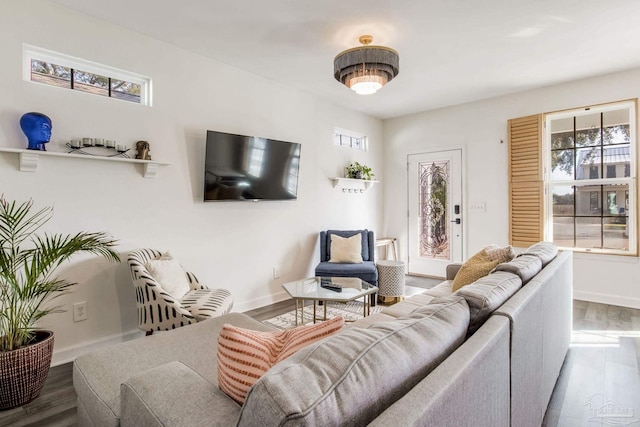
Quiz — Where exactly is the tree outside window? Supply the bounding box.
[548,102,635,254]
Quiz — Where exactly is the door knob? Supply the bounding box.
[450,218,461,225]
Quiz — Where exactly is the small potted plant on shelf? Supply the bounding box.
[0,196,120,410]
[345,162,375,180]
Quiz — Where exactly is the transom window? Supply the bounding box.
[334,128,367,151]
[23,45,151,106]
[546,100,636,254]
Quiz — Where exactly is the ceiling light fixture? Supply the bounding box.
[334,35,399,95]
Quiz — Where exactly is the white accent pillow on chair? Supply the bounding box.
[329,234,363,263]
[145,256,191,300]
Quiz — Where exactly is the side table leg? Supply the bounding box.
[299,299,303,325]
[313,300,317,324]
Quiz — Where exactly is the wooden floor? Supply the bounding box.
[542,300,640,427]
[2,277,639,426]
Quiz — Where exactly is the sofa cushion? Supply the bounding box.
[73,313,275,426]
[217,316,344,404]
[121,361,242,427]
[492,254,542,285]
[455,271,522,335]
[327,229,370,261]
[329,234,363,263]
[521,241,558,267]
[237,295,470,427]
[380,293,437,318]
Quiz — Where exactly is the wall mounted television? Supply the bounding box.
[204,130,301,201]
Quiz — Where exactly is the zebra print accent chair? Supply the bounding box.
[128,249,234,333]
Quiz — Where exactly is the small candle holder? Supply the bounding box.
[66,142,130,158]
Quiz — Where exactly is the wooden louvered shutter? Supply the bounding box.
[508,114,544,247]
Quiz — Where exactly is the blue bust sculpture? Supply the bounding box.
[20,112,52,151]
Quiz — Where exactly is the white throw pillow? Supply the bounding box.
[145,256,191,300]
[329,234,363,263]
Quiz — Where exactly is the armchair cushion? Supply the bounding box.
[325,230,371,262]
[315,261,378,285]
[145,256,191,300]
[180,288,234,321]
[329,234,363,263]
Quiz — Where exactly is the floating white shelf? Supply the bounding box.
[0,147,171,178]
[330,177,379,192]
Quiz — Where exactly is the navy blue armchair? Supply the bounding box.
[314,230,378,304]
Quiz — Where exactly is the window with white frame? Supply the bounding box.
[334,128,367,151]
[546,100,636,254]
[23,45,151,106]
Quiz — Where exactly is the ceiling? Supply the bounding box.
[50,0,640,120]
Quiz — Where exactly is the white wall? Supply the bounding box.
[383,67,640,309]
[0,0,383,364]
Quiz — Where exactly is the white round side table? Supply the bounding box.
[376,260,405,303]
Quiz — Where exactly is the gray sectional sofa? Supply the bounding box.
[73,243,573,426]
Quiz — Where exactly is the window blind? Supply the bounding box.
[508,114,544,247]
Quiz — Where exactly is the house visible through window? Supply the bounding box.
[547,100,636,254]
[24,45,151,105]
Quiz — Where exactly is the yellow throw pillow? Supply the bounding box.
[329,234,363,263]
[217,316,344,404]
[451,248,500,292]
[483,244,515,263]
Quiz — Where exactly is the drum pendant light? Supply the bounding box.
[334,35,399,95]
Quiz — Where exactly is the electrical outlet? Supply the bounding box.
[73,301,87,322]
[273,266,280,279]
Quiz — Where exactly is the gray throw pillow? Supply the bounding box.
[237,295,470,427]
[455,271,522,335]
[520,241,558,267]
[492,254,542,285]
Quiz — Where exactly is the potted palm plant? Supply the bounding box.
[0,196,120,410]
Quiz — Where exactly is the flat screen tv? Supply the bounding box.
[204,130,301,201]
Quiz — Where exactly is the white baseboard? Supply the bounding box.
[51,329,143,367]
[52,291,296,367]
[573,290,640,310]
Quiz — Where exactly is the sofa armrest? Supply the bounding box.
[446,263,463,280]
[120,361,241,427]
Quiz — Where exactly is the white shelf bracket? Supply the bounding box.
[19,151,39,172]
[143,162,159,178]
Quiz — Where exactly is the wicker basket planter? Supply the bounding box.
[0,330,54,410]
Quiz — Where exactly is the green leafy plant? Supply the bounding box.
[0,196,120,351]
[345,161,375,180]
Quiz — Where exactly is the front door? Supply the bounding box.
[407,149,463,277]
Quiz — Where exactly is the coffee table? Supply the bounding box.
[282,277,378,325]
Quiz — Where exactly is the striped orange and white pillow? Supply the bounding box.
[217,316,344,404]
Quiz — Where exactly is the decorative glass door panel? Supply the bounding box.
[408,150,462,277]
[418,161,450,260]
